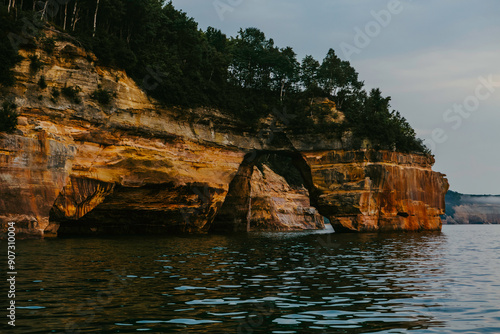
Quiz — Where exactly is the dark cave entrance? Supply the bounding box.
[48,150,329,236]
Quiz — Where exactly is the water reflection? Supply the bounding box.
[0,227,474,333]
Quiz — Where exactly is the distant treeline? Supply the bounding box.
[0,0,429,154]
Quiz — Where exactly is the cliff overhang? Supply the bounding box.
[0,31,449,238]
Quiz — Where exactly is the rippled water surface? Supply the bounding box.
[2,225,500,333]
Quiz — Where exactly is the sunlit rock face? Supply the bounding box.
[0,33,245,238]
[213,162,324,232]
[0,131,76,238]
[303,150,449,232]
[248,165,324,231]
[0,30,448,238]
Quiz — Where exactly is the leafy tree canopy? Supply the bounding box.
[0,0,430,154]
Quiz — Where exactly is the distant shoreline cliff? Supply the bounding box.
[443,191,500,225]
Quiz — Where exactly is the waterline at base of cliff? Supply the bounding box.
[0,29,448,239]
[7,225,500,333]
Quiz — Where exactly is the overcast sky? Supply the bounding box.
[171,0,500,194]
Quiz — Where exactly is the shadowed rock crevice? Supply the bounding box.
[53,182,227,236]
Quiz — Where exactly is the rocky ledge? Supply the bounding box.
[0,31,449,238]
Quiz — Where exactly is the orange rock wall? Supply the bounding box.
[0,131,75,237]
[248,165,324,231]
[0,31,448,237]
[302,150,449,232]
[1,35,246,237]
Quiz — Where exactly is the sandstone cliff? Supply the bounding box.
[303,150,448,232]
[0,31,449,238]
[215,163,324,232]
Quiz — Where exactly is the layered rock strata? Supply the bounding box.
[302,150,448,232]
[213,163,324,232]
[0,31,448,238]
[248,165,324,231]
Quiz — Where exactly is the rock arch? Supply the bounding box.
[211,150,325,232]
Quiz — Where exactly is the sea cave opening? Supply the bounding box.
[48,150,330,237]
[210,150,329,233]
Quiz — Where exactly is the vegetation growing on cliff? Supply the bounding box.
[0,1,429,154]
[61,85,82,104]
[0,101,17,133]
[0,7,21,86]
[90,87,116,105]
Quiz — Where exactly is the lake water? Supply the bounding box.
[2,225,500,333]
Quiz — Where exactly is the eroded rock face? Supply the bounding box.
[303,150,449,232]
[0,131,75,238]
[248,165,324,231]
[0,31,448,238]
[54,181,228,235]
[51,177,115,221]
[213,161,324,232]
[0,35,246,238]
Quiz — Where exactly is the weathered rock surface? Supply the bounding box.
[249,165,324,231]
[0,30,448,238]
[1,33,246,237]
[214,163,324,232]
[0,130,75,237]
[303,150,448,232]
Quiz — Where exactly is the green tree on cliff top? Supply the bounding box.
[0,101,18,133]
[0,0,430,154]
